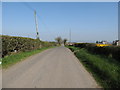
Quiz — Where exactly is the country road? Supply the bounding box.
[3,46,100,88]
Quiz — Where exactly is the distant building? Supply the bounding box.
[67,42,75,46]
[113,40,120,46]
[101,41,108,44]
[96,41,108,44]
[117,40,120,46]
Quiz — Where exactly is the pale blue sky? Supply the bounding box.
[2,2,118,42]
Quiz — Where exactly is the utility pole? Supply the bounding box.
[118,1,120,45]
[34,10,39,39]
[69,29,71,44]
[118,1,120,41]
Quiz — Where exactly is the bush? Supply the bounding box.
[41,41,56,48]
[73,43,120,62]
[68,46,120,88]
[2,35,55,57]
[74,43,88,48]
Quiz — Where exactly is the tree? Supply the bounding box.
[63,38,67,45]
[55,37,62,45]
[96,41,99,43]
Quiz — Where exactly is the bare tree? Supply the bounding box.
[55,37,62,45]
[63,38,67,46]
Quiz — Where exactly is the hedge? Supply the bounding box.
[74,43,120,62]
[2,35,55,57]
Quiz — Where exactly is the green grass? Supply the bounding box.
[2,46,54,69]
[67,46,120,89]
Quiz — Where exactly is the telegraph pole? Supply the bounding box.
[34,10,39,39]
[69,29,71,44]
[118,1,120,45]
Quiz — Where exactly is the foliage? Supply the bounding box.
[55,37,68,46]
[2,35,55,57]
[2,47,53,69]
[63,38,68,45]
[73,43,120,62]
[41,41,56,48]
[55,36,62,45]
[68,46,120,88]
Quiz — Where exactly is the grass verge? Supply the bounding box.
[2,46,55,69]
[67,46,120,89]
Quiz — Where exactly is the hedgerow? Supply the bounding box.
[2,35,55,57]
[68,46,120,88]
[74,43,120,62]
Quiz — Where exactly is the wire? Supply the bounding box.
[37,14,51,32]
[23,2,35,12]
[22,2,51,33]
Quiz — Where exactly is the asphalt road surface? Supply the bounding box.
[3,46,100,88]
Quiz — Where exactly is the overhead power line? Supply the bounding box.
[23,2,51,35]
[69,29,71,43]
[23,2,49,29]
[23,2,40,39]
[36,14,50,31]
[34,10,40,39]
[23,2,35,11]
